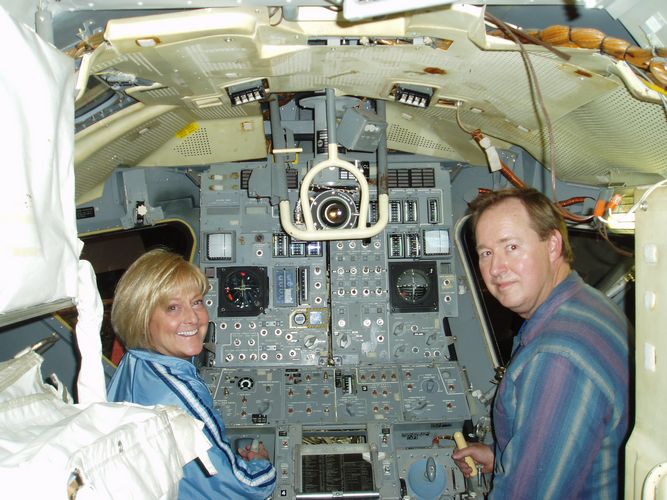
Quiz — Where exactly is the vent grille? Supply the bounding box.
[189,105,253,120]
[388,124,456,154]
[174,127,212,157]
[139,86,180,100]
[387,168,435,188]
[518,85,667,184]
[76,109,190,202]
[127,52,163,75]
[241,169,298,190]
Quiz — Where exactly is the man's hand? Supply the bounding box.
[452,442,494,477]
[238,440,270,462]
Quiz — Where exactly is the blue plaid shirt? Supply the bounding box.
[491,272,631,500]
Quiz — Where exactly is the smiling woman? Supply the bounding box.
[76,222,196,363]
[107,249,277,499]
[110,249,209,355]
[148,289,209,359]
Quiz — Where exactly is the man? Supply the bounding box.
[453,188,631,499]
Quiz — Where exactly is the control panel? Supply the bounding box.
[200,161,457,368]
[198,158,481,499]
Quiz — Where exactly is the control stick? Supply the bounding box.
[453,431,477,477]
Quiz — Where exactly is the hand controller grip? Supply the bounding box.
[453,431,478,477]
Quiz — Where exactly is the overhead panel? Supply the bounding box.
[526,85,667,185]
[138,115,267,167]
[77,4,667,189]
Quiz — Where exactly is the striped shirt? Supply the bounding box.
[108,349,276,499]
[491,271,631,500]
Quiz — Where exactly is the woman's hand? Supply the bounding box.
[238,440,270,461]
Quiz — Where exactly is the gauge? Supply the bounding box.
[217,267,269,317]
[395,268,430,303]
[238,377,255,391]
[293,312,307,326]
[225,271,261,307]
[388,262,439,313]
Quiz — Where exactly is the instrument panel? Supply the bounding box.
[200,160,458,368]
[197,157,484,499]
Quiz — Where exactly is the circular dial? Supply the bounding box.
[293,312,307,326]
[395,268,431,304]
[224,270,262,309]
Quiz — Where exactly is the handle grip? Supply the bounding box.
[453,431,478,477]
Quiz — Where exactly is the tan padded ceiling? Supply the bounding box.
[75,4,667,202]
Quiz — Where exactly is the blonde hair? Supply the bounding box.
[111,249,209,350]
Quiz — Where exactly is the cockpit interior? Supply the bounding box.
[0,0,665,498]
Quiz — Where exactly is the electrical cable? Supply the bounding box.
[484,12,559,201]
[468,126,595,224]
[269,7,284,27]
[557,196,595,208]
[472,16,656,244]
[487,24,667,90]
[627,178,667,214]
[455,101,476,135]
[484,17,571,62]
[596,221,634,258]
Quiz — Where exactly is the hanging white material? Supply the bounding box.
[0,351,215,499]
[0,6,79,316]
[74,258,107,404]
